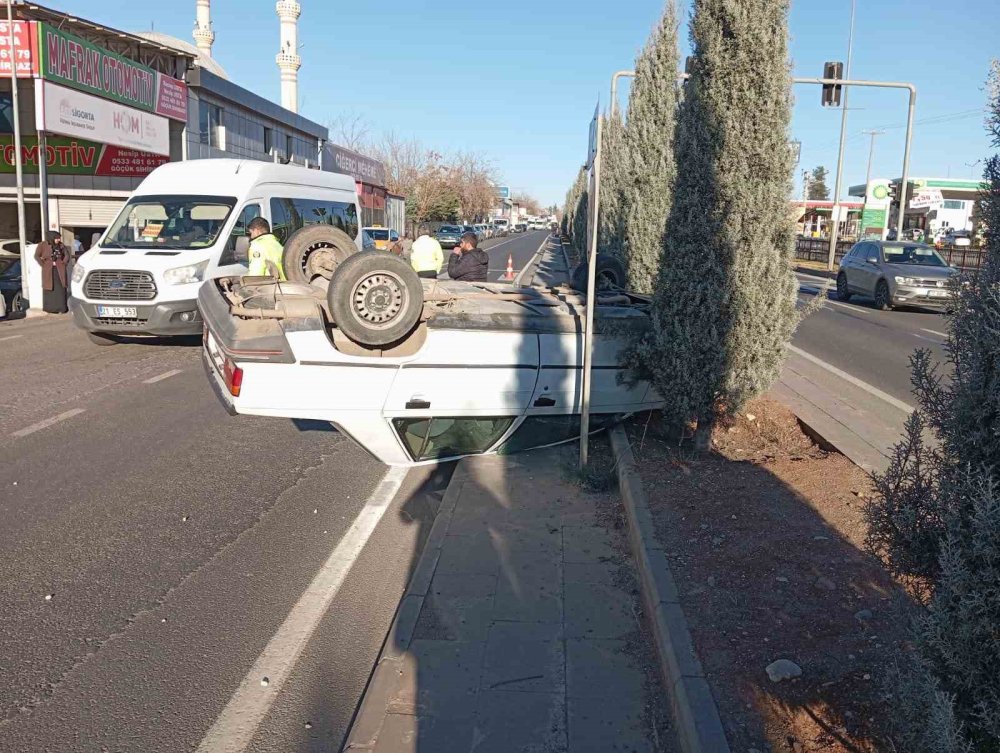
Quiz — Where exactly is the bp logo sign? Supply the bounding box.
[872,184,889,200]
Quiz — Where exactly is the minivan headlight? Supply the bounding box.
[894,276,919,286]
[71,263,85,284]
[164,260,209,285]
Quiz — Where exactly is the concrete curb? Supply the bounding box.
[513,235,553,287]
[557,236,573,272]
[609,425,732,753]
[342,461,470,751]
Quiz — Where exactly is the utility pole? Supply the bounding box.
[827,0,856,268]
[5,0,28,306]
[862,129,884,188]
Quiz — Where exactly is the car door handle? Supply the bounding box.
[533,396,556,407]
[405,399,431,409]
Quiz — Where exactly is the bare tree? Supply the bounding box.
[327,111,371,152]
[512,192,542,216]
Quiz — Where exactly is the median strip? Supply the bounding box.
[786,344,914,413]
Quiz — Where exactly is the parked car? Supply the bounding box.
[461,225,478,239]
[435,225,464,249]
[836,241,958,311]
[0,256,24,315]
[199,253,656,466]
[943,230,972,247]
[514,223,527,233]
[362,226,399,251]
[475,224,493,240]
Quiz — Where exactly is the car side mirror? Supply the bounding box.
[234,235,251,263]
[867,256,878,265]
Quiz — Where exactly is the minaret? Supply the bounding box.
[193,0,214,56]
[275,0,301,113]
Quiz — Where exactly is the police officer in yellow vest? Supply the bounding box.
[247,217,286,280]
[409,229,444,279]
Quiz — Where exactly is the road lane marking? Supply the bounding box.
[13,408,86,438]
[514,237,556,286]
[922,328,948,338]
[797,289,875,314]
[143,369,183,384]
[0,334,22,342]
[787,344,914,414]
[196,464,410,753]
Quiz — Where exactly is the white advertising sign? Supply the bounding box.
[36,80,170,157]
[910,188,944,210]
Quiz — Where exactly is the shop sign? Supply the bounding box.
[0,134,167,176]
[37,22,187,121]
[0,20,36,77]
[327,143,386,187]
[37,80,170,157]
[910,188,944,210]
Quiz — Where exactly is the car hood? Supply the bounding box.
[884,263,956,280]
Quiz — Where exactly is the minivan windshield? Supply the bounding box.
[102,195,237,250]
[882,244,948,267]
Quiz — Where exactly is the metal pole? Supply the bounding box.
[6,1,27,304]
[863,129,882,188]
[896,87,916,240]
[579,115,602,470]
[37,129,48,238]
[826,0,856,270]
[610,70,635,116]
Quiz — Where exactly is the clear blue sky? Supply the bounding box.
[49,0,1000,206]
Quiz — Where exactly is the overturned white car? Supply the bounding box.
[198,252,661,466]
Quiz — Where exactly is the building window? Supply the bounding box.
[198,101,224,149]
[285,134,293,161]
[263,127,273,155]
[942,200,965,210]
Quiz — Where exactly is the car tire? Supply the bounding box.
[10,291,23,312]
[86,331,119,346]
[282,225,357,285]
[571,254,627,293]
[836,272,852,302]
[874,280,893,311]
[327,252,424,347]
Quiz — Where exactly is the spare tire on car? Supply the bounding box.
[281,225,357,285]
[327,252,424,347]
[570,253,626,293]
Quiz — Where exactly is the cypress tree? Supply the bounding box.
[626,0,798,445]
[621,5,680,293]
[598,108,628,260]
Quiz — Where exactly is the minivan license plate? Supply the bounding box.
[97,305,137,318]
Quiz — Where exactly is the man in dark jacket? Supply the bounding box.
[447,232,489,282]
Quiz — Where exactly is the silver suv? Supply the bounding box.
[836,240,958,311]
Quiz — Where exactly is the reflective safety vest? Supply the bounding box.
[247,233,286,280]
[409,235,443,274]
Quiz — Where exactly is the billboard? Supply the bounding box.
[0,134,167,177]
[37,80,170,156]
[36,22,187,121]
[0,20,36,77]
[495,185,510,200]
[859,179,891,240]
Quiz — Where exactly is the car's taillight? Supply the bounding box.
[223,358,243,397]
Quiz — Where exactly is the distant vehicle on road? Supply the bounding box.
[514,223,527,233]
[836,241,958,311]
[492,218,510,237]
[362,226,399,252]
[943,229,972,247]
[0,256,23,316]
[474,224,492,240]
[435,225,464,249]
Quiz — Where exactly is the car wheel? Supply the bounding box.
[328,252,424,347]
[282,225,357,285]
[86,331,119,346]
[571,254,627,292]
[10,291,23,312]
[836,272,851,302]
[874,280,893,311]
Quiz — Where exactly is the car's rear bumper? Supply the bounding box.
[201,347,238,415]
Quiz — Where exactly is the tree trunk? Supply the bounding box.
[693,417,715,452]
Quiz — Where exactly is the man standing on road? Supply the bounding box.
[447,232,489,282]
[409,228,443,279]
[247,217,286,280]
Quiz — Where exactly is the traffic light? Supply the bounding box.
[822,61,843,107]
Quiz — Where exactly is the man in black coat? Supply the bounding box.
[447,232,489,282]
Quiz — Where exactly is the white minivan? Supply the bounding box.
[70,159,362,344]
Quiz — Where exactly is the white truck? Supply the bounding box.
[198,252,656,466]
[70,159,363,344]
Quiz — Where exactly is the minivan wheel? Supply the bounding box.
[328,252,424,347]
[86,331,119,346]
[836,272,851,302]
[874,280,893,311]
[10,291,23,312]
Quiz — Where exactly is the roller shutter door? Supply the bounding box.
[57,198,124,226]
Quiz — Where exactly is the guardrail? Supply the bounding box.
[794,238,987,272]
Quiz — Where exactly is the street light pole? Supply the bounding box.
[609,70,635,116]
[827,0,856,270]
[862,129,883,188]
[5,0,28,305]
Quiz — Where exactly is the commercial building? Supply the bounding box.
[849,177,984,241]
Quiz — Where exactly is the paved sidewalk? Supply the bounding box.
[522,236,572,287]
[346,444,673,752]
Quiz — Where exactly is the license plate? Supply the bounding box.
[928,290,949,298]
[97,305,137,318]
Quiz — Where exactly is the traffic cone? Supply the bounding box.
[505,254,515,281]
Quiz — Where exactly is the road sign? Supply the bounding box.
[587,100,599,169]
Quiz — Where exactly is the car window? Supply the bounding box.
[2,241,19,254]
[392,417,515,461]
[270,197,359,245]
[368,229,390,241]
[0,258,20,276]
[220,203,261,264]
[497,415,615,455]
[882,244,947,267]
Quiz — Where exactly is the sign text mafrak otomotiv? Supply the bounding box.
[0,135,167,177]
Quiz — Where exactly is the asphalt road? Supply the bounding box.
[479,229,552,282]
[793,270,948,407]
[0,314,449,752]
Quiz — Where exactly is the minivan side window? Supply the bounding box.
[220,204,261,265]
[270,197,359,245]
